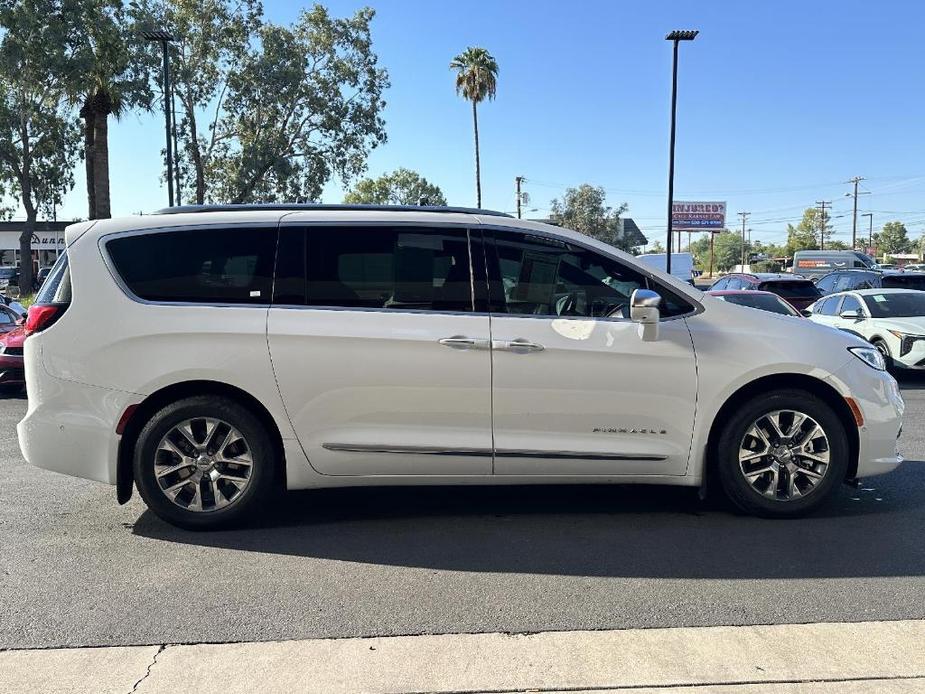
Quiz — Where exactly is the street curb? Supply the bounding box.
[1,620,923,694]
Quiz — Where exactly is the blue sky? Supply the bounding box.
[50,0,925,247]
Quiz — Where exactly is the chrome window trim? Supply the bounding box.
[97,218,703,322]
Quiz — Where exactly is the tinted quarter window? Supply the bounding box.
[305,227,473,312]
[107,227,276,304]
[488,231,692,319]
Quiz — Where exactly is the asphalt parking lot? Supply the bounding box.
[1,380,924,651]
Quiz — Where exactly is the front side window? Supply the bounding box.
[839,295,863,315]
[106,227,275,304]
[815,274,838,293]
[488,231,692,319]
[303,226,474,312]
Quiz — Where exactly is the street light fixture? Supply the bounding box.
[664,29,699,274]
[142,29,177,208]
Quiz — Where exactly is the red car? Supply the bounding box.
[709,273,822,310]
[0,325,25,392]
[706,289,804,317]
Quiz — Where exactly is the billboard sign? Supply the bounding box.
[672,201,726,231]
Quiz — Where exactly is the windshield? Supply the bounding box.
[758,280,821,299]
[719,293,800,316]
[862,292,925,318]
[882,275,925,291]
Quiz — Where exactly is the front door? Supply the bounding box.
[485,229,698,476]
[267,224,493,476]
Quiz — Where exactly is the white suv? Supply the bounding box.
[18,205,905,529]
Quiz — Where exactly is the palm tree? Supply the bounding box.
[80,84,122,220]
[450,47,498,208]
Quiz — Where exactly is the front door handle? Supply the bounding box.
[439,336,490,350]
[492,338,545,353]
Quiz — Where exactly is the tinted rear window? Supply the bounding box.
[759,280,821,299]
[107,227,275,304]
[882,275,925,291]
[305,226,474,312]
[719,293,798,316]
[35,252,71,305]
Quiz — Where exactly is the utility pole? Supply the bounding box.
[815,201,831,250]
[515,176,525,219]
[142,30,177,207]
[845,176,870,250]
[708,231,715,278]
[738,211,750,267]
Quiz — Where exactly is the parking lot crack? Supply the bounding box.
[127,644,166,694]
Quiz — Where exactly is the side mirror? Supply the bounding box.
[630,288,661,342]
[839,309,862,321]
[801,309,812,317]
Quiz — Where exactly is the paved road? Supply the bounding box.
[1,380,924,650]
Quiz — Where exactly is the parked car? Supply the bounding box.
[878,264,899,270]
[901,263,925,272]
[0,325,25,392]
[709,273,822,310]
[814,269,925,296]
[35,266,53,288]
[18,205,904,529]
[0,304,23,334]
[792,250,877,280]
[1,294,27,317]
[0,266,18,292]
[706,290,803,317]
[805,289,925,372]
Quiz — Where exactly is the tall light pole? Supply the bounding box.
[664,29,698,274]
[142,30,177,207]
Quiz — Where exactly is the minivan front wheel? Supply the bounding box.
[716,389,849,518]
[134,396,276,529]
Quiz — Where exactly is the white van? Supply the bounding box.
[18,205,904,529]
[637,252,694,284]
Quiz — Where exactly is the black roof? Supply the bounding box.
[152,203,512,218]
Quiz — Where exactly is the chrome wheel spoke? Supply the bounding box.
[154,417,252,514]
[739,409,830,502]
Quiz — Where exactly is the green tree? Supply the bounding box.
[549,184,635,251]
[135,0,262,204]
[785,207,832,255]
[874,221,912,255]
[208,6,388,203]
[345,168,446,206]
[450,46,497,208]
[648,241,665,254]
[0,0,82,290]
[73,0,152,219]
[712,230,746,271]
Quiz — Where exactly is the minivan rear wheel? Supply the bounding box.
[715,389,849,518]
[133,396,276,529]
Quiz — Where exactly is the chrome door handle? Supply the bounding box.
[439,336,490,350]
[492,338,545,353]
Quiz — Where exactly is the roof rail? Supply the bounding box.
[151,203,513,218]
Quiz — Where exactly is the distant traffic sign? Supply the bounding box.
[672,201,726,230]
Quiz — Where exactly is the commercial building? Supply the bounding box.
[0,221,70,272]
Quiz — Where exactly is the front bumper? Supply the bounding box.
[831,357,904,478]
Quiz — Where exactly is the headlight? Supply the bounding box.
[887,330,925,357]
[848,345,886,371]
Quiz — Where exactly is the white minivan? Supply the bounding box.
[18,205,904,529]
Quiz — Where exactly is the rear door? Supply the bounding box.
[484,228,698,476]
[267,224,493,476]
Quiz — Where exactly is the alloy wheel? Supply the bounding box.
[154,418,253,513]
[738,409,830,501]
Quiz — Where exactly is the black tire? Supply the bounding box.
[133,395,277,530]
[715,389,849,518]
[871,338,895,374]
